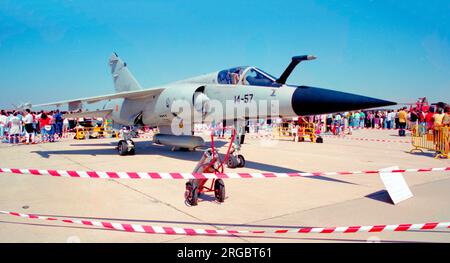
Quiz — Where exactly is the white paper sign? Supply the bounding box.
[379,166,413,204]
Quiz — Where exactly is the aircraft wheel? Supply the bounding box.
[316,137,323,143]
[237,154,245,168]
[184,182,198,206]
[226,156,238,169]
[118,140,128,156]
[214,179,225,203]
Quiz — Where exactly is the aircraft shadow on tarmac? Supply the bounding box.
[0,220,442,242]
[31,141,358,186]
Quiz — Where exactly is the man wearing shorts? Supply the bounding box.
[23,109,35,144]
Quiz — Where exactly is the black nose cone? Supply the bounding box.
[291,86,396,116]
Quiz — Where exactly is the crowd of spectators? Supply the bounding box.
[300,104,450,136]
[0,109,72,145]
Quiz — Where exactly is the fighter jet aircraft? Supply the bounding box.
[33,53,396,158]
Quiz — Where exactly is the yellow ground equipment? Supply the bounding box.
[74,125,115,140]
[410,125,449,159]
[294,122,323,143]
[273,120,323,143]
[273,122,296,138]
[75,126,88,140]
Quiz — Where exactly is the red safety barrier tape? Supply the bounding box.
[244,133,411,143]
[54,133,76,140]
[0,167,448,180]
[138,134,154,139]
[321,135,411,144]
[2,134,64,145]
[247,133,274,139]
[193,127,213,132]
[353,127,408,131]
[0,210,448,235]
[324,125,411,131]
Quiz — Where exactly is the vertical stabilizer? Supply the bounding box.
[109,52,142,93]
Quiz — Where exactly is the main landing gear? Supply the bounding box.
[226,149,245,169]
[116,126,136,156]
[117,139,135,156]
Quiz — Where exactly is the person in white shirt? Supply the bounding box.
[23,109,35,144]
[8,112,21,144]
[0,110,7,139]
[386,111,395,129]
[63,118,69,136]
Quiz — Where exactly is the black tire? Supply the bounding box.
[118,140,128,156]
[237,154,245,168]
[185,182,198,206]
[226,156,238,169]
[214,179,225,203]
[191,187,198,206]
[316,137,323,143]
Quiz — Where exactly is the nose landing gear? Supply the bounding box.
[225,131,246,169]
[226,148,245,169]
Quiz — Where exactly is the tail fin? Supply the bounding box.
[109,52,142,93]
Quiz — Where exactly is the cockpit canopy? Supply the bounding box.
[217,66,280,87]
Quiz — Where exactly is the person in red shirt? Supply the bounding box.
[39,112,51,142]
[418,109,427,135]
[425,108,435,131]
[39,113,50,128]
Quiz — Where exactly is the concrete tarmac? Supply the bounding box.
[0,129,449,243]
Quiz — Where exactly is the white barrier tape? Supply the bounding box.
[353,127,408,131]
[321,135,411,144]
[247,133,274,139]
[1,210,448,235]
[0,167,448,180]
[244,133,411,143]
[138,134,154,139]
[1,134,65,145]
